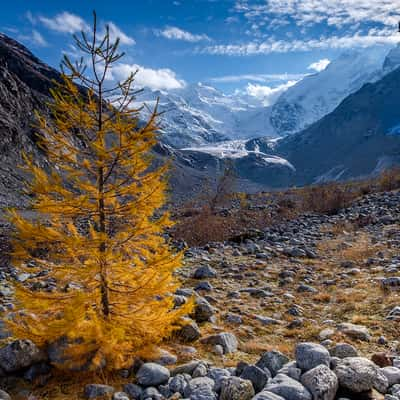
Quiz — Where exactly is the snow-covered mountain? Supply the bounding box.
[270,46,393,136]
[135,45,400,150]
[135,83,276,148]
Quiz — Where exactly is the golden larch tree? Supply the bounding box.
[7,13,191,370]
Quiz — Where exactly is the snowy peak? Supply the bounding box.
[137,45,400,150]
[136,82,276,148]
[270,47,390,136]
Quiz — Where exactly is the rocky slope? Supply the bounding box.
[2,189,400,398]
[0,33,61,209]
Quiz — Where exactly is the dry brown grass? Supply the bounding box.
[172,204,272,246]
[298,183,357,215]
[378,167,400,192]
[313,293,332,303]
[172,167,400,246]
[239,339,273,355]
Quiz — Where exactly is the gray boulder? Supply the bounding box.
[337,323,371,342]
[329,343,358,359]
[207,367,231,392]
[178,319,201,342]
[193,362,208,378]
[256,350,290,376]
[193,265,217,279]
[151,349,177,366]
[84,384,115,399]
[374,370,389,394]
[123,383,143,399]
[301,365,338,400]
[169,374,189,395]
[334,357,378,393]
[277,361,301,381]
[220,376,255,400]
[141,387,163,400]
[0,339,45,373]
[241,365,270,393]
[183,376,216,400]
[295,342,330,371]
[265,373,312,400]
[192,297,215,323]
[381,367,400,386]
[136,362,170,387]
[172,360,204,376]
[200,332,238,354]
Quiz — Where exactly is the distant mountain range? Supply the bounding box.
[136,44,400,150]
[0,32,400,205]
[135,83,276,148]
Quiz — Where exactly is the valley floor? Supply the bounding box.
[179,190,400,365]
[1,190,400,399]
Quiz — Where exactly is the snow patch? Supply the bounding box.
[182,140,295,170]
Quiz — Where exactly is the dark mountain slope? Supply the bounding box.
[0,34,62,208]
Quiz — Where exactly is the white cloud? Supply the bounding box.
[200,32,399,56]
[308,58,331,72]
[245,80,298,106]
[106,22,135,46]
[234,0,400,30]
[208,73,306,83]
[39,12,89,34]
[17,29,48,47]
[31,30,48,47]
[25,11,37,25]
[38,12,135,46]
[110,63,186,90]
[157,26,211,42]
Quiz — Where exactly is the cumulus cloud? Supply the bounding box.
[245,80,298,105]
[39,12,89,34]
[106,22,135,45]
[157,26,211,42]
[110,63,186,90]
[38,12,135,46]
[200,32,399,56]
[308,58,331,72]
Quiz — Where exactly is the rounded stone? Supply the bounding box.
[295,342,330,372]
[334,357,378,393]
[329,343,358,359]
[240,364,270,393]
[301,364,338,400]
[220,376,255,400]
[256,350,290,377]
[136,362,170,387]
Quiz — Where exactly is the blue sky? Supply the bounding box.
[1,0,400,96]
